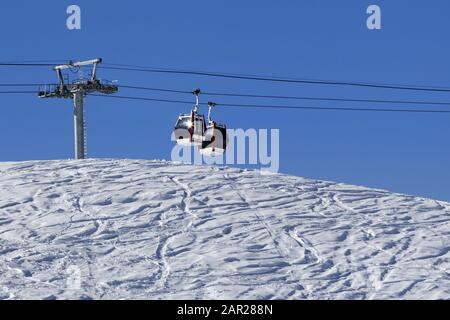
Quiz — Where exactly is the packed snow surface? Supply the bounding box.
[0,159,450,300]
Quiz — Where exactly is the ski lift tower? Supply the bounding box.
[38,58,118,160]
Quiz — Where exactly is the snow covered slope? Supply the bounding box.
[0,159,449,300]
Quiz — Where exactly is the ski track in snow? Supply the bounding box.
[0,159,450,300]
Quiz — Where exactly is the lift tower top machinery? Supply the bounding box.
[39,58,118,160]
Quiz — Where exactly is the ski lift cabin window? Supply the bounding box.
[174,112,206,146]
[173,90,228,155]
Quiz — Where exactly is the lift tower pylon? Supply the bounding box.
[38,58,118,160]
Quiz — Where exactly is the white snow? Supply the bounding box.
[0,159,450,300]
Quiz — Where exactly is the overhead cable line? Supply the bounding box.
[0,91,38,94]
[89,94,192,105]
[119,84,450,107]
[0,84,57,87]
[214,102,450,113]
[101,63,450,93]
[3,81,450,108]
[0,59,66,63]
[0,63,57,67]
[120,85,191,95]
[3,60,450,92]
[88,94,450,114]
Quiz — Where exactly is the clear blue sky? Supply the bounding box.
[1,0,450,201]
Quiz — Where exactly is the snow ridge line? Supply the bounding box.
[3,160,450,299]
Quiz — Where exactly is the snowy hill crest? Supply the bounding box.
[0,159,449,300]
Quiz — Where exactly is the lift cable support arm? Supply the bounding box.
[37,58,119,160]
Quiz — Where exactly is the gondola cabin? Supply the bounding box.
[174,111,206,146]
[200,122,228,156]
